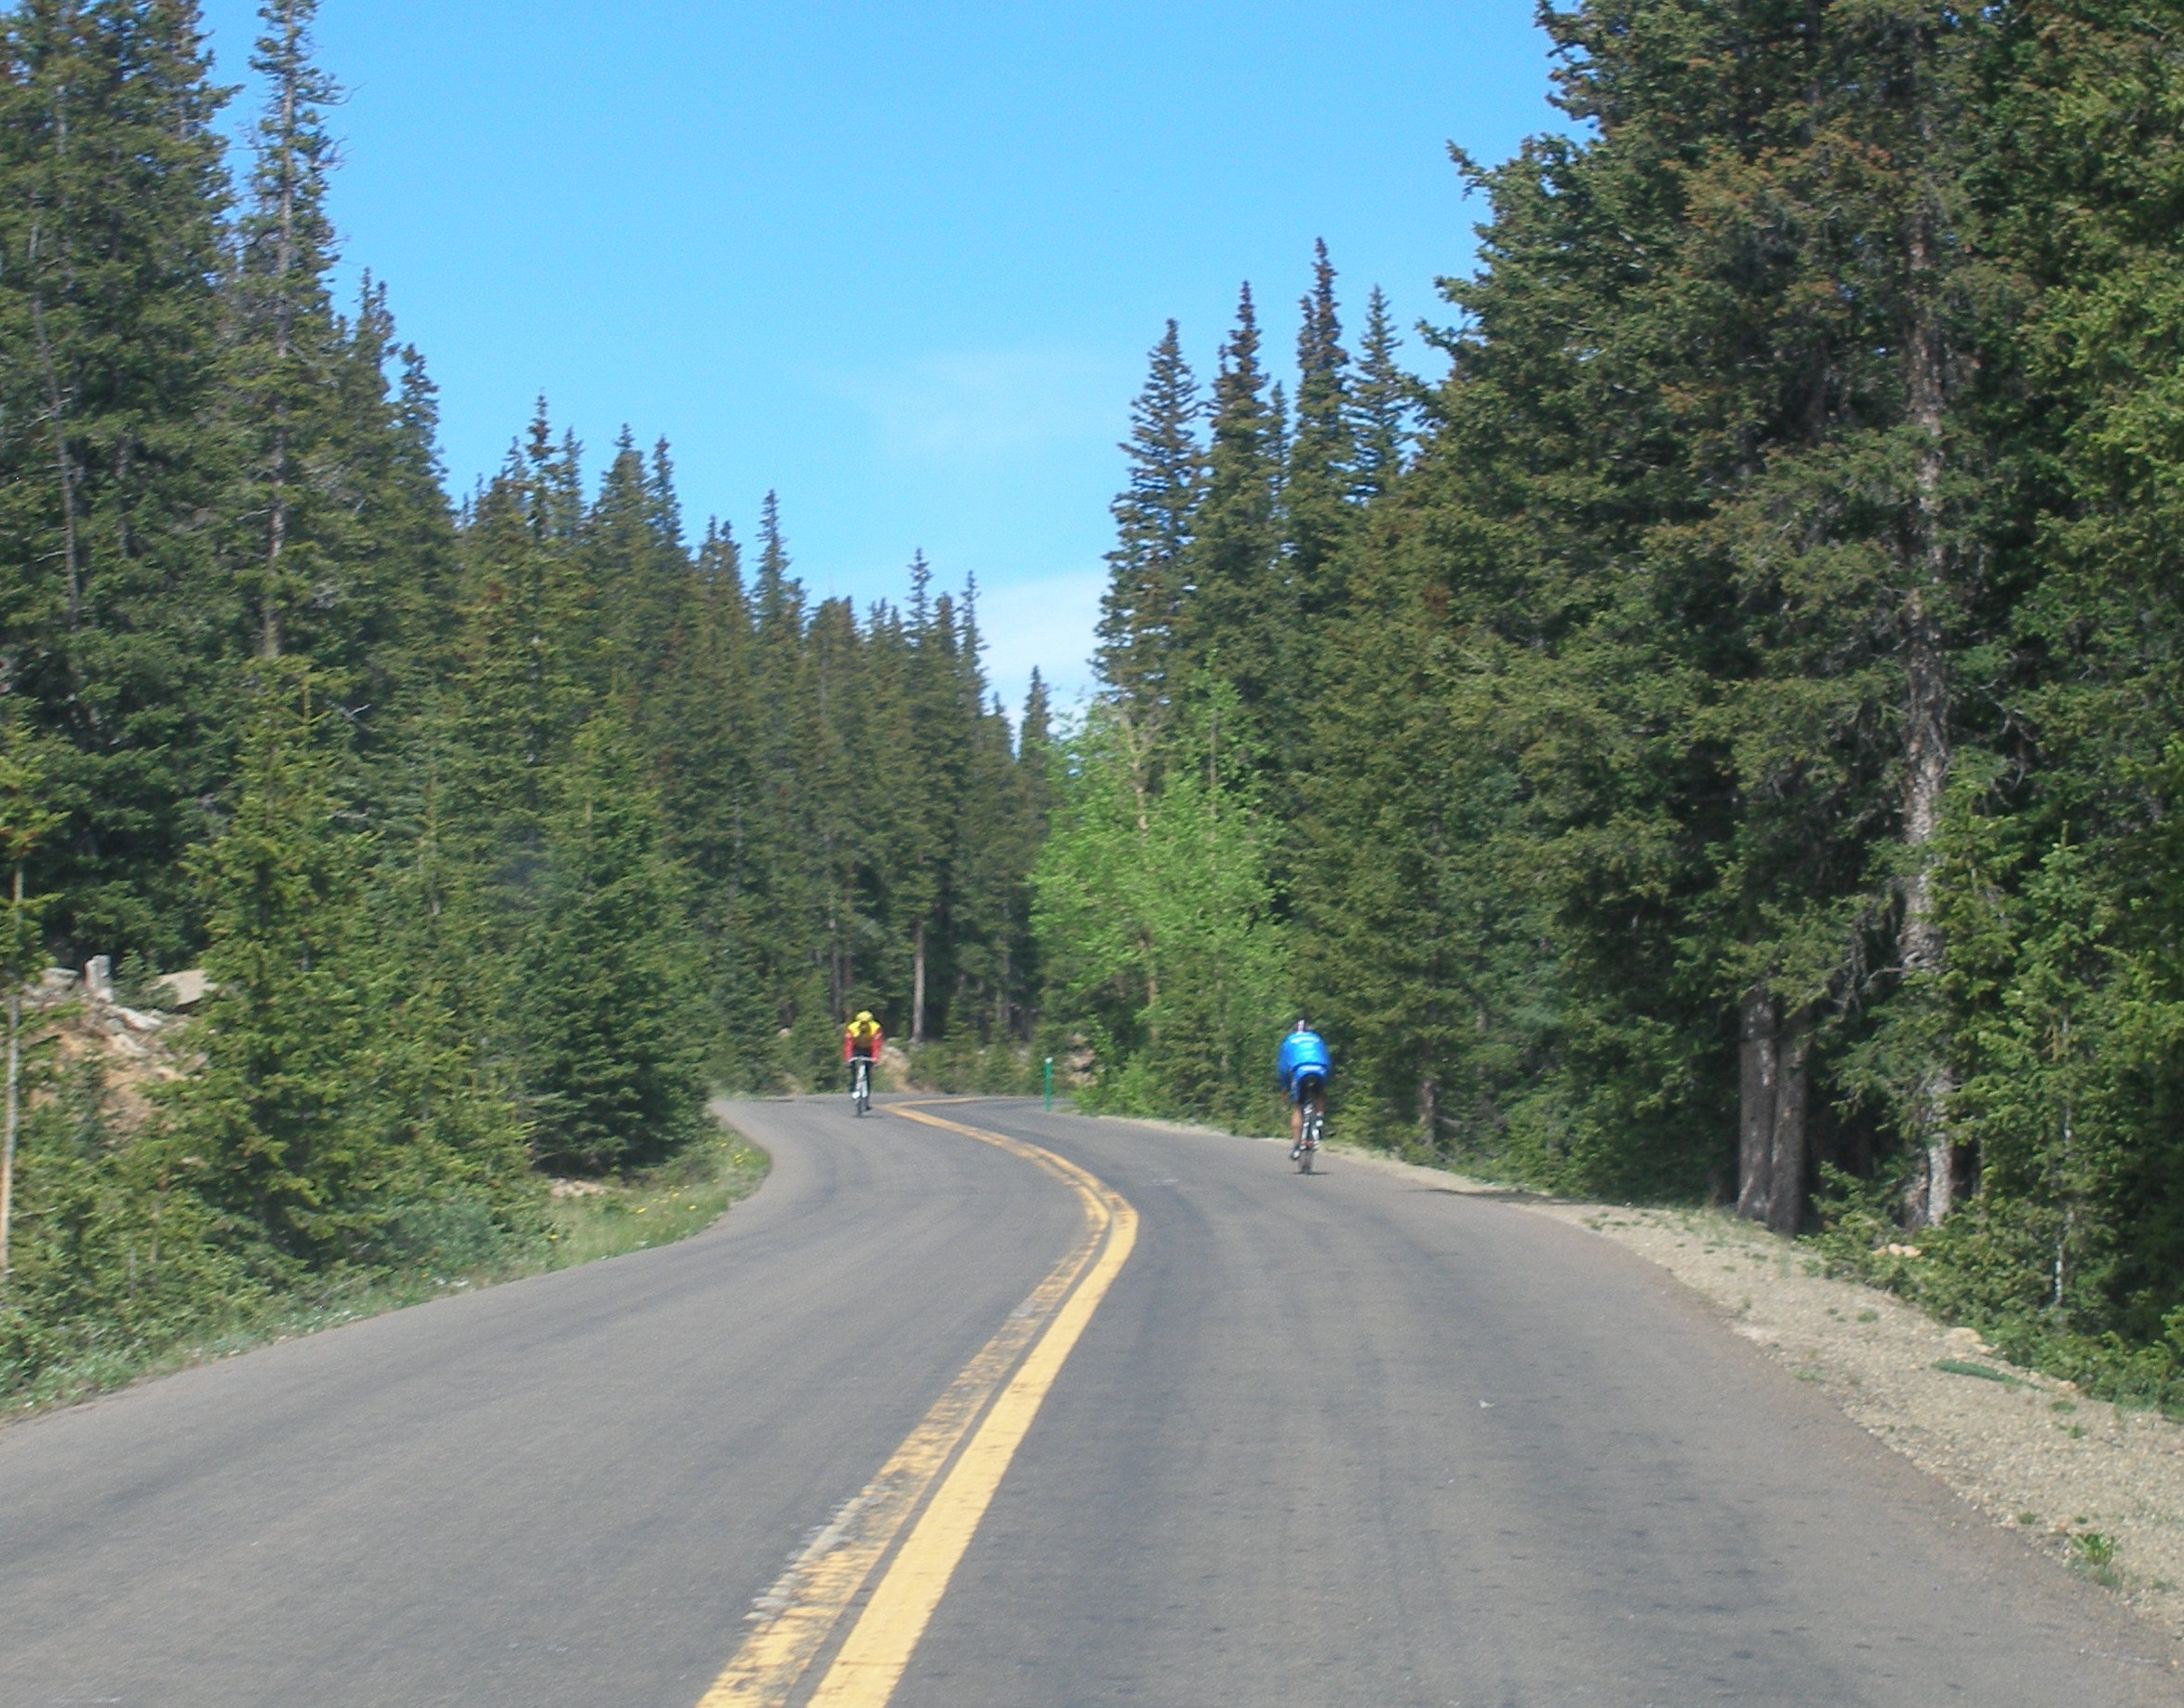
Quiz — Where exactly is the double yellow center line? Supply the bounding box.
[698,1103,1138,1708]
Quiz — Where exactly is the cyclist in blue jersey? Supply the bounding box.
[1277,1020,1332,1161]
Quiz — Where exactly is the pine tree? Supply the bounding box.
[741,492,827,1062]
[516,706,705,1175]
[1178,285,1284,719]
[225,0,347,666]
[585,429,693,700]
[0,714,63,1285]
[1096,321,1200,729]
[1019,669,1053,841]
[1350,286,1416,502]
[0,0,233,964]
[334,276,462,720]
[174,664,378,1264]
[1284,240,1357,611]
[654,518,769,1083]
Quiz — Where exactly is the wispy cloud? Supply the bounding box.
[847,349,1119,467]
[976,567,1104,720]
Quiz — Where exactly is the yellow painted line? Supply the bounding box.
[806,1105,1136,1707]
[696,1103,1137,1708]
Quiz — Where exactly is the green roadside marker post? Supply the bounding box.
[1044,1056,1053,1112]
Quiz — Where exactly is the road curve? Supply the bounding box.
[0,1096,2173,1707]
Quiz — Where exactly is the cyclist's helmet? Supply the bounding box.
[855,1010,875,1025]
[1294,1018,1312,1032]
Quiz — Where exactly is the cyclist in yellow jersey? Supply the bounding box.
[843,1011,884,1079]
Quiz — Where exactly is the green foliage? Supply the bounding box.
[0,1063,268,1403]
[516,707,706,1174]
[1035,683,1291,1132]
[0,0,233,965]
[170,666,539,1261]
[1098,322,1199,729]
[0,1,1054,1390]
[173,668,382,1264]
[903,1035,1043,1096]
[540,1129,767,1271]
[1039,0,2184,1386]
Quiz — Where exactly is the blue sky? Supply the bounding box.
[195,1,1562,714]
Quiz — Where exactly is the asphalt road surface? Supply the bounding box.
[1,1096,2175,1707]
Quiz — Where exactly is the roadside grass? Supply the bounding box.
[1,1123,770,1422]
[543,1129,769,1270]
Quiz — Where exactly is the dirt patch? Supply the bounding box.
[1336,1144,2184,1646]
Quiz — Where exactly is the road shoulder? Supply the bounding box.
[1327,1140,2184,1647]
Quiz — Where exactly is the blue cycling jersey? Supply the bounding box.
[1277,1029,1332,1097]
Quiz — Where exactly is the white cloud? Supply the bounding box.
[975,567,1104,724]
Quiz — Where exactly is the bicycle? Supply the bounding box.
[849,1056,873,1117]
[1293,1083,1325,1173]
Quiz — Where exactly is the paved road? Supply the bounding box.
[0,1097,2173,1706]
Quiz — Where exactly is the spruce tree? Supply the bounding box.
[1284,240,1357,612]
[175,664,379,1264]
[1178,285,1284,720]
[225,0,348,666]
[0,715,63,1285]
[1350,286,1416,502]
[1096,321,1200,731]
[0,0,232,963]
[655,518,770,1083]
[334,276,462,721]
[516,706,705,1175]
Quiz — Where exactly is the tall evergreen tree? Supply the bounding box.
[1349,286,1416,502]
[1178,285,1283,719]
[516,706,705,1175]
[225,0,345,666]
[1284,240,1357,610]
[1096,321,1200,730]
[0,0,232,963]
[176,665,379,1264]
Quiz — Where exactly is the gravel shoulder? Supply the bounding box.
[1331,1141,2184,1647]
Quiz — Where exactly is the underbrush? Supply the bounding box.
[899,1037,1047,1096]
[0,1124,769,1419]
[1808,1167,2184,1419]
[542,1129,768,1269]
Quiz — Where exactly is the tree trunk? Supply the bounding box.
[1,987,18,1285]
[911,918,927,1044]
[263,437,287,658]
[1,866,22,1285]
[1766,1010,1813,1236]
[1737,984,1779,1223]
[30,285,80,639]
[1899,201,1957,1228]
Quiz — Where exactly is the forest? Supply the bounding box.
[1043,0,2184,1405]
[0,0,1047,1394]
[10,0,2184,1414]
